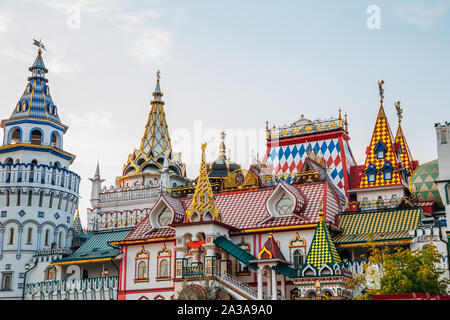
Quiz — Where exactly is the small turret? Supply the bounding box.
[89,161,105,208]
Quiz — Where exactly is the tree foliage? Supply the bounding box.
[354,242,449,299]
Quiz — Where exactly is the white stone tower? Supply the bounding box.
[435,122,450,238]
[0,44,80,299]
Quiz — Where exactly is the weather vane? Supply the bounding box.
[395,101,403,123]
[378,80,384,104]
[33,38,46,51]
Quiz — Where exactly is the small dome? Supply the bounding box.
[410,159,443,207]
[292,114,313,126]
[208,156,240,178]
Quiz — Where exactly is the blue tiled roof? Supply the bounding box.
[9,50,60,123]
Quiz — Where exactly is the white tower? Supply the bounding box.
[435,122,450,235]
[0,44,80,299]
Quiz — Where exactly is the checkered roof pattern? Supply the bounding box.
[334,208,422,244]
[395,125,414,174]
[305,219,341,268]
[359,104,403,189]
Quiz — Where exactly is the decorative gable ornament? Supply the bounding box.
[265,181,308,221]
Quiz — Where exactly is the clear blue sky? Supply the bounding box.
[1,0,449,226]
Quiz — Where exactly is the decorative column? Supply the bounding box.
[266,267,271,298]
[174,238,186,279]
[16,226,23,259]
[280,274,286,299]
[37,227,42,251]
[271,269,278,300]
[220,251,230,275]
[257,267,263,300]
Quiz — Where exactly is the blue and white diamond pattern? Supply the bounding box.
[266,138,353,193]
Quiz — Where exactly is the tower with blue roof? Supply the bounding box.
[0,42,81,299]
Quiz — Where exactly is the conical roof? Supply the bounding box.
[305,212,341,268]
[9,48,60,123]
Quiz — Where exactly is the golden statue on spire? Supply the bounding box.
[395,101,403,123]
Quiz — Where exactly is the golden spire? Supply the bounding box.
[186,143,221,222]
[219,131,226,158]
[344,113,348,132]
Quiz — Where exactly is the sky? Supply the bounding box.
[0,0,449,227]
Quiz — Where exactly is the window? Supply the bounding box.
[45,230,50,246]
[39,191,44,207]
[49,192,54,208]
[368,172,376,183]
[16,189,21,206]
[135,246,150,282]
[58,194,63,210]
[159,259,169,278]
[157,245,172,279]
[8,228,14,245]
[293,249,304,269]
[276,194,293,216]
[384,170,392,180]
[6,190,10,207]
[10,128,21,144]
[137,261,148,279]
[30,129,42,145]
[28,190,33,206]
[236,237,251,275]
[51,132,60,148]
[46,267,56,281]
[27,228,33,245]
[2,274,12,291]
[377,150,384,159]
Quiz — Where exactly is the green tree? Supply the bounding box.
[354,242,450,299]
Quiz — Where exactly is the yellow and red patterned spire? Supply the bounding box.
[394,101,415,175]
[359,81,404,189]
[185,143,221,223]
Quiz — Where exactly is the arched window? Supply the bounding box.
[2,274,12,291]
[30,160,37,183]
[137,261,148,280]
[51,132,60,148]
[27,228,33,245]
[10,128,21,144]
[58,232,63,248]
[16,189,21,206]
[46,266,56,281]
[159,259,169,278]
[45,229,50,246]
[276,194,293,216]
[30,129,42,145]
[8,228,14,244]
[58,194,63,210]
[293,249,304,269]
[39,190,44,207]
[6,189,10,207]
[28,190,33,206]
[49,192,54,208]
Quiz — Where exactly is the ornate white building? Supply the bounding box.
[0,45,80,299]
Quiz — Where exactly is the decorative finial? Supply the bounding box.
[157,70,161,81]
[378,80,385,104]
[395,101,403,124]
[338,108,342,120]
[202,142,207,151]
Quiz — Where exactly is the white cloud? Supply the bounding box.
[398,1,450,28]
[66,111,116,129]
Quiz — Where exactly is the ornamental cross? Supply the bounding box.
[395,101,403,123]
[33,38,46,51]
[378,80,384,104]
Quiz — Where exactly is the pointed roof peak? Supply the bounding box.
[185,143,221,223]
[305,217,341,268]
[257,233,287,262]
[153,70,163,99]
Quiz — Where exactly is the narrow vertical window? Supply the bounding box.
[49,192,54,208]
[39,191,44,207]
[8,228,14,245]
[28,190,33,206]
[16,189,21,206]
[27,228,33,245]
[45,230,49,246]
[6,190,10,207]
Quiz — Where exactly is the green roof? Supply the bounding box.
[52,228,132,265]
[334,208,422,244]
[214,236,258,271]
